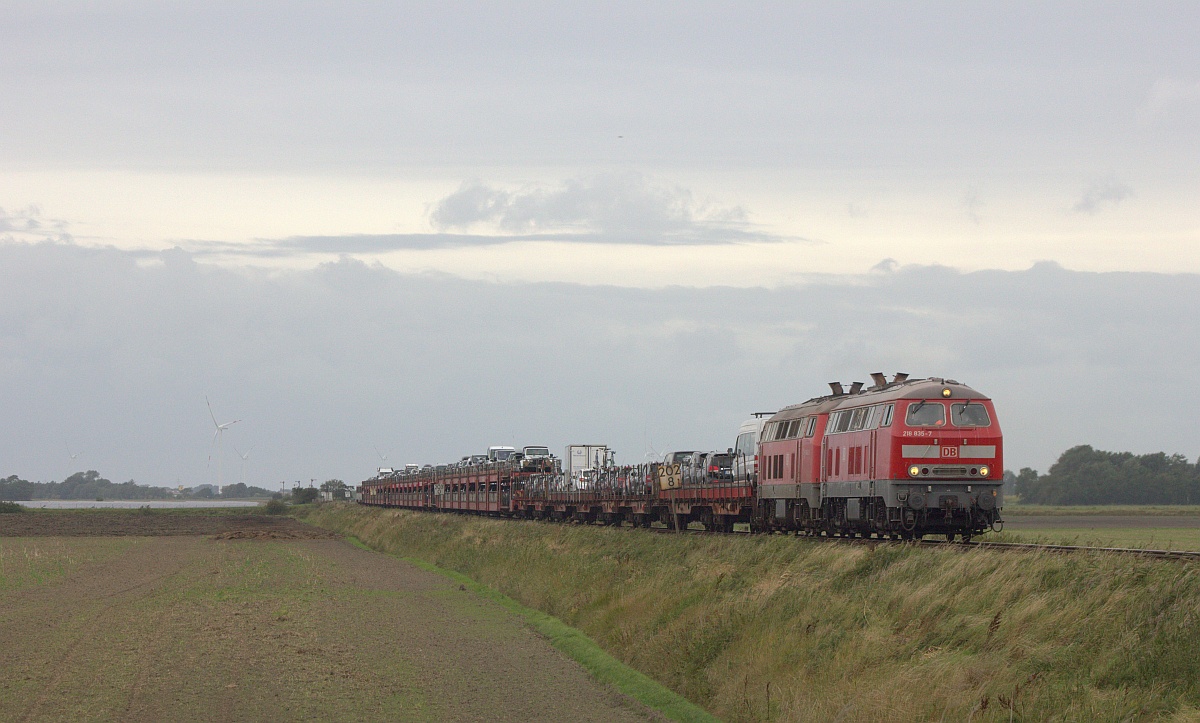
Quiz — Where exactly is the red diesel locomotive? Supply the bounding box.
[756,373,1003,540]
[358,374,1003,540]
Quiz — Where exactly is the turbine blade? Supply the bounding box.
[207,429,218,469]
[206,396,219,428]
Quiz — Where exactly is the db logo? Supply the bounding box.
[941,446,959,458]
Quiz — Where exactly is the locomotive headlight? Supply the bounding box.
[908,465,921,477]
[942,388,952,397]
[979,465,990,477]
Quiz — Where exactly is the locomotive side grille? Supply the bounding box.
[930,466,968,476]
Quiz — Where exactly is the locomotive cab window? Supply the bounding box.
[905,401,946,427]
[951,402,991,427]
[880,404,894,427]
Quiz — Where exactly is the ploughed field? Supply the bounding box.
[0,509,338,539]
[0,511,657,722]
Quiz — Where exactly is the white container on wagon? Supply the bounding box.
[565,444,612,490]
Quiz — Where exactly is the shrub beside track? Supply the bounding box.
[302,503,1200,723]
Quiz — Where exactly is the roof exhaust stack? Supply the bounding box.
[828,382,845,396]
[849,381,865,394]
[869,372,888,389]
[892,372,909,384]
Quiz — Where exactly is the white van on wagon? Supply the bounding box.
[732,413,773,483]
[487,445,517,462]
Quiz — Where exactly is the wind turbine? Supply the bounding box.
[233,444,254,487]
[206,396,240,496]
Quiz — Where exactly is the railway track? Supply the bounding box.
[948,539,1200,561]
[634,521,1200,560]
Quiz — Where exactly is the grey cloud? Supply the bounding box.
[0,206,72,243]
[1073,179,1133,214]
[426,173,784,246]
[430,174,706,234]
[184,229,793,259]
[3,241,1200,489]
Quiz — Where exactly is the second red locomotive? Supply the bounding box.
[755,373,1003,540]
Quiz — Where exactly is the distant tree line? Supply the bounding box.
[0,471,276,501]
[1011,445,1200,505]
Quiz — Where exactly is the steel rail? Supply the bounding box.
[630,519,1200,560]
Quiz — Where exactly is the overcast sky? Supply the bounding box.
[2,3,1198,486]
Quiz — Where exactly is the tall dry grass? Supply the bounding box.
[303,504,1200,722]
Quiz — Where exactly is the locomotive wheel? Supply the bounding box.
[945,532,956,542]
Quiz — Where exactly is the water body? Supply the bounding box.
[16,499,263,509]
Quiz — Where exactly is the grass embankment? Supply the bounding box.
[303,504,1200,722]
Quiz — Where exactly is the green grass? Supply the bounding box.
[302,504,1200,722]
[997,527,1200,551]
[1003,502,1200,516]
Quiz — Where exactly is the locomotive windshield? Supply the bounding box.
[951,403,992,427]
[905,401,946,427]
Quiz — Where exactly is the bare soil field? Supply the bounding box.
[0,513,656,722]
[0,510,338,538]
